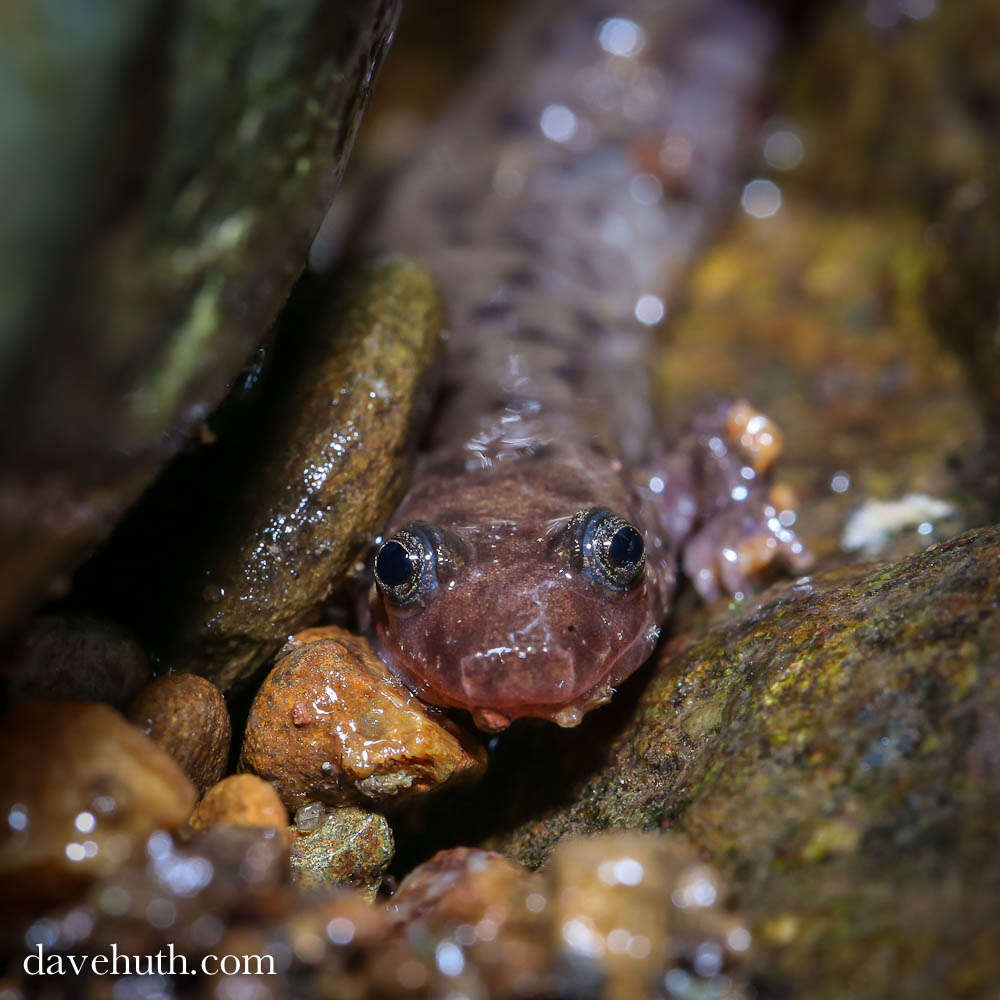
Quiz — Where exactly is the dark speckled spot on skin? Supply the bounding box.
[495,103,534,135]
[504,268,538,290]
[500,229,545,254]
[551,363,584,386]
[513,326,549,345]
[575,310,604,339]
[436,192,474,218]
[473,300,514,322]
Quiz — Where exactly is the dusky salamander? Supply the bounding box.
[363,0,809,731]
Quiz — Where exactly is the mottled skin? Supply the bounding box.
[366,0,808,730]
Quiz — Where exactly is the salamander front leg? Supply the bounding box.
[644,400,812,604]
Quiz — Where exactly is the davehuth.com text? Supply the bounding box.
[23,943,276,977]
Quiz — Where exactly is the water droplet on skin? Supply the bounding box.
[74,811,96,834]
[597,17,646,57]
[763,128,805,171]
[7,804,28,831]
[540,104,578,143]
[741,178,782,218]
[634,294,665,326]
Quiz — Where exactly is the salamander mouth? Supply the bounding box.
[372,621,659,732]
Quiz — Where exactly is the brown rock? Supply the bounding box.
[290,807,393,900]
[188,775,289,846]
[547,833,752,1000]
[87,257,444,692]
[388,846,550,998]
[1,613,148,708]
[241,626,486,811]
[127,673,231,795]
[0,701,196,914]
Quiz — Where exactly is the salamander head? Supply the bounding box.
[368,505,663,731]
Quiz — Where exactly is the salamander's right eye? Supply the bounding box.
[374,525,438,606]
[375,541,415,587]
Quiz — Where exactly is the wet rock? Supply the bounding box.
[290,807,393,900]
[126,673,230,795]
[83,256,443,691]
[548,834,752,1000]
[28,826,291,960]
[1,824,748,999]
[389,846,550,998]
[387,835,751,1000]
[187,775,289,847]
[0,0,401,636]
[241,626,486,811]
[463,524,1000,999]
[0,701,196,915]
[0,613,148,708]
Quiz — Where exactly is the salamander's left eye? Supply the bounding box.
[578,508,646,591]
[374,525,437,606]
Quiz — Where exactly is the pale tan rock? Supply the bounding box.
[188,774,290,847]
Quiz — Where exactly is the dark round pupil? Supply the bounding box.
[376,540,415,587]
[608,525,643,566]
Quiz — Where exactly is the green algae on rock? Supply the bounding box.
[0,0,400,636]
[98,258,442,691]
[476,524,1000,999]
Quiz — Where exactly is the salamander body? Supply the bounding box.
[365,0,808,730]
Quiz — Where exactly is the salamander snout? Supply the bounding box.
[369,511,660,731]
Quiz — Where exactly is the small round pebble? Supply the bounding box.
[188,774,290,845]
[1,613,149,707]
[127,673,231,796]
